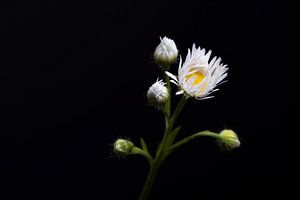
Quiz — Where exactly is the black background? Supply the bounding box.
[0,0,295,199]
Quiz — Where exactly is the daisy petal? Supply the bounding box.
[170,80,179,85]
[176,90,184,95]
[165,71,178,82]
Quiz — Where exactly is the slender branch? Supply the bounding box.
[139,69,190,200]
[139,70,173,200]
[159,106,170,121]
[168,131,221,151]
[159,71,172,152]
[132,147,154,166]
[163,71,171,116]
[170,95,187,126]
[138,163,159,200]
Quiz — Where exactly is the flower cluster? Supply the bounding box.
[113,36,240,200]
[151,36,228,104]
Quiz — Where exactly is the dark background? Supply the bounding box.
[0,0,295,199]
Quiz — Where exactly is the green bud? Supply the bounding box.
[114,139,135,156]
[218,129,240,150]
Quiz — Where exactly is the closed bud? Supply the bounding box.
[147,80,168,106]
[154,36,178,70]
[218,129,240,150]
[114,139,135,156]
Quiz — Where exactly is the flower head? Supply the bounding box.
[154,36,178,70]
[218,129,240,150]
[114,139,135,156]
[147,80,169,106]
[166,44,228,100]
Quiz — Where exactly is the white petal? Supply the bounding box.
[176,90,184,95]
[196,96,214,100]
[170,80,179,85]
[177,56,182,78]
[205,50,212,58]
[165,71,178,82]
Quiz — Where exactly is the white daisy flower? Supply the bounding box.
[166,44,228,100]
[154,36,178,69]
[147,80,169,106]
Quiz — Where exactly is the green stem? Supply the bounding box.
[138,72,188,200]
[132,147,154,166]
[168,131,220,151]
[163,71,171,116]
[159,72,172,153]
[138,71,172,200]
[138,162,160,200]
[170,95,187,126]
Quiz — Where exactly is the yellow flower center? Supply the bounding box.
[186,71,205,85]
[185,70,208,95]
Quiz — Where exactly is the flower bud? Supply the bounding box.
[154,36,178,70]
[147,80,169,106]
[114,139,134,156]
[218,129,240,150]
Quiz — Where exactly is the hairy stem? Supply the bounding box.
[169,131,220,151]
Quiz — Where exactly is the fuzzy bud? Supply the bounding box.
[147,80,169,106]
[154,36,178,70]
[114,139,134,156]
[218,129,240,150]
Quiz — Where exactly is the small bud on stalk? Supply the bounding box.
[147,80,169,107]
[154,36,178,70]
[114,139,135,157]
[218,129,240,150]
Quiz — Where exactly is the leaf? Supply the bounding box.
[166,126,181,146]
[140,137,149,153]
